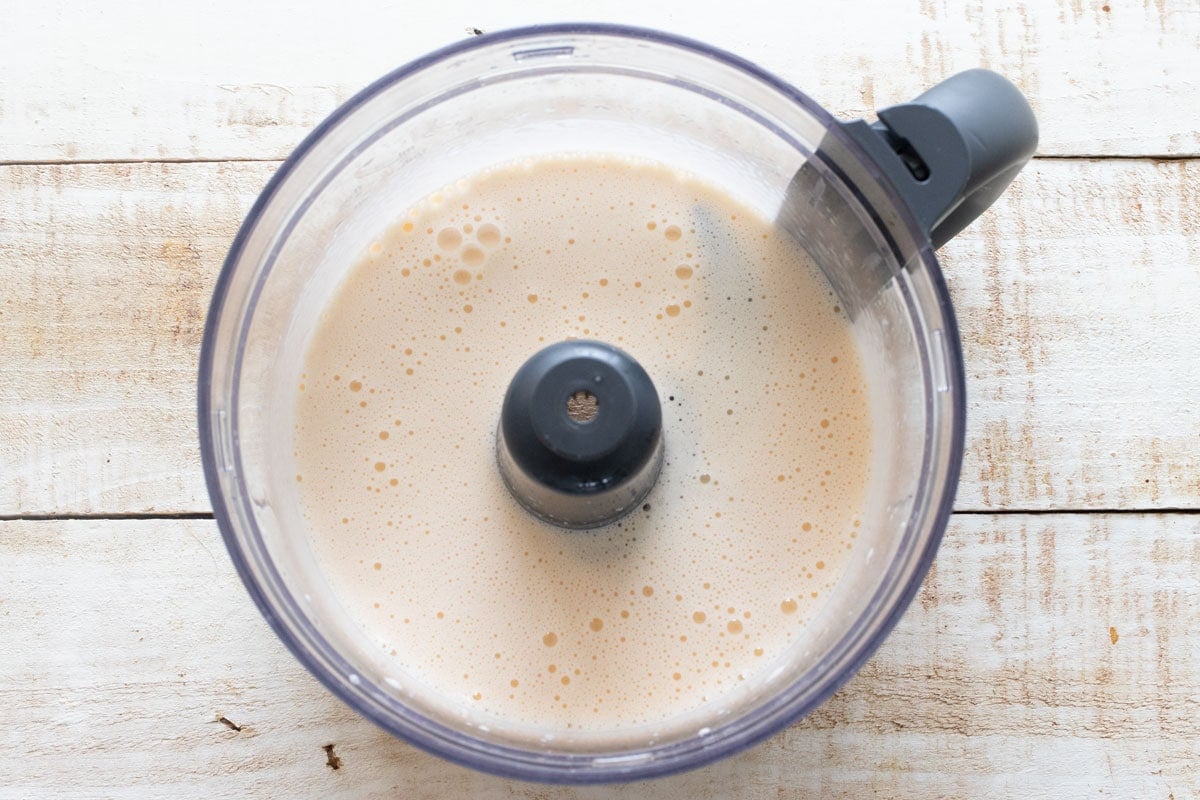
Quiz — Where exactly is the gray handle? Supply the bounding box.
[841,69,1038,249]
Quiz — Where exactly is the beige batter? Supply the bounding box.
[292,155,871,731]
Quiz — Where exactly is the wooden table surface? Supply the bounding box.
[2,1,1198,797]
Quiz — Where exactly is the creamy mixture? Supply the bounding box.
[292,155,870,731]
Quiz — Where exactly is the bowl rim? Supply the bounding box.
[198,22,965,783]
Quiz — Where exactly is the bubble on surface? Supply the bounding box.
[437,227,463,251]
[477,223,502,247]
[462,245,486,267]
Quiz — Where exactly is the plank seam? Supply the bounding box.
[954,507,1200,516]
[0,512,217,521]
[1,508,1197,522]
[1,154,1197,168]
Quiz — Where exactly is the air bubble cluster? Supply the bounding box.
[292,155,871,734]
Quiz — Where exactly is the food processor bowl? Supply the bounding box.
[199,25,1035,782]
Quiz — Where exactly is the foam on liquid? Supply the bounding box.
[292,155,871,732]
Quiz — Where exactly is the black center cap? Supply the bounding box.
[530,354,636,462]
[497,340,664,527]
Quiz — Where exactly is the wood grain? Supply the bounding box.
[2,159,1196,514]
[946,158,1200,511]
[1,514,1195,798]
[0,162,270,514]
[0,0,1197,163]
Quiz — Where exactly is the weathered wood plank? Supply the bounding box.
[2,159,1196,514]
[0,514,1195,798]
[0,162,272,514]
[947,158,1200,510]
[0,0,1197,162]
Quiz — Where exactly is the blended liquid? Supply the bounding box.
[293,156,870,731]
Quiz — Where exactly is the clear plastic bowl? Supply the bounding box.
[199,24,963,782]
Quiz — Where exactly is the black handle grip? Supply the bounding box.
[841,69,1038,249]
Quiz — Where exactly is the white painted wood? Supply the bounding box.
[0,0,1197,162]
[1,515,1195,798]
[2,159,1197,514]
[0,162,271,514]
[945,158,1200,510]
